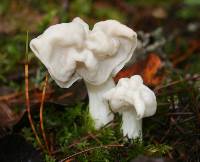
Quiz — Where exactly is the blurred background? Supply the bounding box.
[0,0,199,162]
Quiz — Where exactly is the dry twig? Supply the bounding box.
[154,74,200,93]
[39,74,51,154]
[24,31,45,151]
[0,91,23,101]
[59,144,124,162]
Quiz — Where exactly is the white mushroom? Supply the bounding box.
[104,75,157,139]
[30,17,96,88]
[30,17,137,129]
[81,20,137,128]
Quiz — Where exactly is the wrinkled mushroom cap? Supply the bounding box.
[104,75,157,119]
[30,17,98,88]
[78,20,137,85]
[30,18,137,88]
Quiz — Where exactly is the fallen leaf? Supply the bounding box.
[0,101,25,137]
[143,53,163,85]
[64,158,74,162]
[115,53,164,86]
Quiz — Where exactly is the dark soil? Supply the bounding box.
[0,135,43,162]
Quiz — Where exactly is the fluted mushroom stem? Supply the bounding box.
[122,109,142,139]
[85,77,115,129]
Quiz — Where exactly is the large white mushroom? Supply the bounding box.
[83,20,137,129]
[104,75,157,139]
[30,17,137,129]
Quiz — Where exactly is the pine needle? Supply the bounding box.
[24,31,45,151]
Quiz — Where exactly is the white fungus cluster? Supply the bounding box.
[30,17,137,129]
[30,18,157,139]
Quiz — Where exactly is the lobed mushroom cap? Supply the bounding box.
[30,18,137,88]
[104,75,157,119]
[78,20,137,85]
[30,17,98,88]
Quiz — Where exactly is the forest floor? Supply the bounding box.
[0,0,199,162]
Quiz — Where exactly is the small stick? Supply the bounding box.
[88,132,102,145]
[59,144,124,162]
[52,133,101,155]
[39,74,51,154]
[0,91,23,101]
[25,31,45,150]
[67,133,99,149]
[167,112,193,116]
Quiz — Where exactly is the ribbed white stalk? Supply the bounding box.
[85,77,115,129]
[122,109,142,139]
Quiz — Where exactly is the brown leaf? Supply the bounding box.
[0,101,25,128]
[64,159,74,162]
[114,53,164,86]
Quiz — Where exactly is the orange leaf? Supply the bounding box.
[114,53,163,86]
[64,158,74,162]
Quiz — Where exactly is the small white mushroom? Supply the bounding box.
[30,17,137,129]
[104,75,157,139]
